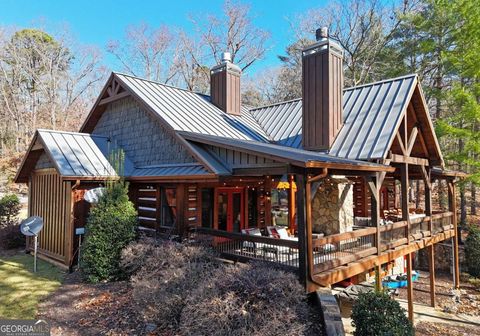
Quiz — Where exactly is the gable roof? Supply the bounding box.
[82,73,270,142]
[251,74,443,165]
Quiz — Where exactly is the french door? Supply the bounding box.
[217,188,245,232]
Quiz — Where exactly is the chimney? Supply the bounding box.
[210,52,242,116]
[302,27,344,151]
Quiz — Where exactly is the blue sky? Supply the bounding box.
[0,0,328,75]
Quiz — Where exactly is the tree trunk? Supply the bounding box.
[471,182,477,215]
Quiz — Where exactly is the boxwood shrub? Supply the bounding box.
[465,224,480,277]
[81,181,137,283]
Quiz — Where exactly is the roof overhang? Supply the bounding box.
[180,131,394,173]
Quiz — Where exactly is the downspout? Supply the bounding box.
[306,168,328,286]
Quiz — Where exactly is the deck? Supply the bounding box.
[193,211,454,287]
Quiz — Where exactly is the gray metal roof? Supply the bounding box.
[114,73,270,142]
[180,131,392,170]
[250,74,418,161]
[131,163,211,177]
[37,129,122,177]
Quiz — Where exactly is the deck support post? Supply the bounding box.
[368,173,382,291]
[428,245,436,307]
[295,174,308,288]
[424,168,435,307]
[448,180,460,289]
[406,252,414,322]
[401,164,410,241]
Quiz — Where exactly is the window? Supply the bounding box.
[161,188,176,227]
[201,188,214,228]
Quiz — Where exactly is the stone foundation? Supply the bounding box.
[311,177,354,235]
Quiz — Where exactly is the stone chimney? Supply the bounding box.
[302,27,344,151]
[210,52,242,116]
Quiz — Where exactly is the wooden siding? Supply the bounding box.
[206,145,278,168]
[352,177,396,218]
[92,96,196,166]
[302,43,343,151]
[28,169,72,264]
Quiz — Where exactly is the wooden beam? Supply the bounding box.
[391,154,429,166]
[401,164,411,241]
[406,126,419,156]
[368,175,381,255]
[448,181,460,288]
[98,91,130,105]
[429,245,436,307]
[295,174,308,289]
[420,165,432,190]
[288,174,296,233]
[396,133,407,155]
[406,252,414,322]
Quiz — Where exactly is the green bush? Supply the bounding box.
[0,223,25,249]
[81,181,137,283]
[465,225,480,277]
[351,291,414,336]
[0,194,21,228]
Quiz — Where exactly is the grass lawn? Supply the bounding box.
[0,254,64,319]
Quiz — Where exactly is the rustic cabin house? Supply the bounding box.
[15,28,462,320]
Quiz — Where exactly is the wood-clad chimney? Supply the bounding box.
[210,52,242,116]
[302,27,344,151]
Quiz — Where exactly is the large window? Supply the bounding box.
[161,188,176,227]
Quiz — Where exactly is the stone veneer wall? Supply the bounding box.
[311,177,354,235]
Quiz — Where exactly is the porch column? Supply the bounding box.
[288,174,296,233]
[401,163,414,322]
[424,171,435,307]
[448,180,460,289]
[368,174,382,291]
[295,174,308,288]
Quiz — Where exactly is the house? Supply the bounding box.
[15,27,463,320]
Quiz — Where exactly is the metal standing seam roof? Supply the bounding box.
[114,73,271,142]
[250,74,418,161]
[179,131,393,171]
[130,163,212,177]
[36,129,122,177]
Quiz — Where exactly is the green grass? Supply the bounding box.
[0,254,64,318]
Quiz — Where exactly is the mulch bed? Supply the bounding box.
[415,321,480,336]
[37,272,145,336]
[397,272,480,316]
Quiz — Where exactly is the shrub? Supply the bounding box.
[125,241,222,331]
[124,241,322,335]
[0,194,21,228]
[180,262,321,336]
[0,223,25,249]
[465,225,480,277]
[351,291,414,336]
[81,181,137,283]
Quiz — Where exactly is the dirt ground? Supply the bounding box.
[397,272,480,316]
[37,272,144,336]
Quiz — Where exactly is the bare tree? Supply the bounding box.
[190,0,270,71]
[106,22,179,84]
[292,0,413,86]
[0,27,106,155]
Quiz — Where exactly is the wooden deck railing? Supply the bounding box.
[311,211,454,274]
[192,227,299,268]
[191,212,454,276]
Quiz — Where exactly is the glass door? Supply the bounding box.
[217,188,245,232]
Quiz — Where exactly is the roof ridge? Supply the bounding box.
[249,98,302,111]
[344,73,418,92]
[37,129,109,138]
[113,72,210,97]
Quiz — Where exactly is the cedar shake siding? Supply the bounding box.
[92,97,196,166]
